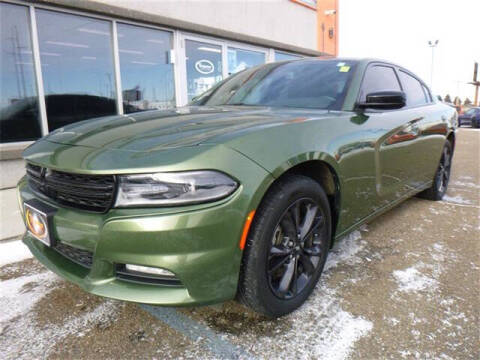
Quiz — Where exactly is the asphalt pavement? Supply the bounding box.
[0,128,478,360]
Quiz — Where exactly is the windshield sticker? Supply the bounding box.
[336,62,345,67]
[339,65,350,72]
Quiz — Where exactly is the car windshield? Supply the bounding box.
[190,59,357,110]
[465,108,476,115]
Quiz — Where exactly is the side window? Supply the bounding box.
[398,71,428,106]
[359,65,401,102]
[422,84,433,103]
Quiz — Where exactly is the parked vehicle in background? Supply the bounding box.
[458,107,480,128]
[18,58,457,318]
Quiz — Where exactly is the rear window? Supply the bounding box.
[398,71,428,106]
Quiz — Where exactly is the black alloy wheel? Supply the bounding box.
[267,198,325,299]
[237,175,331,317]
[435,144,452,195]
[417,141,453,201]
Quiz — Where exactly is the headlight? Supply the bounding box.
[115,171,238,207]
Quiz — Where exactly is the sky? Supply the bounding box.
[338,0,480,102]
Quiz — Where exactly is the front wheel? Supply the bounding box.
[418,141,453,200]
[237,175,331,318]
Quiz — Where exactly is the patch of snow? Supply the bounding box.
[307,297,373,360]
[393,266,438,292]
[324,230,364,271]
[1,300,119,359]
[0,270,119,359]
[0,271,57,323]
[0,240,32,267]
[451,180,480,189]
[432,243,444,251]
[359,224,369,232]
[217,228,373,360]
[442,195,473,205]
[243,285,373,360]
[386,317,400,326]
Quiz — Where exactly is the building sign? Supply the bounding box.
[195,59,215,74]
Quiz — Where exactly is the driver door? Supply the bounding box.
[356,63,421,208]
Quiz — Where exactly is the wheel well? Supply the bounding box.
[275,161,341,241]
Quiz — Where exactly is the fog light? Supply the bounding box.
[125,264,175,277]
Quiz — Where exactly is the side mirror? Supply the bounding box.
[357,91,406,110]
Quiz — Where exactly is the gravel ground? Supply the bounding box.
[1,128,478,360]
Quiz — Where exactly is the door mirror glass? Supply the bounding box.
[357,91,406,110]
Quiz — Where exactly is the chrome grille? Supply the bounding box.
[26,163,115,212]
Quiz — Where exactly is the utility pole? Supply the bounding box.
[428,40,439,89]
[469,62,479,106]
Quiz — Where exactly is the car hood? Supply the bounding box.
[43,106,330,153]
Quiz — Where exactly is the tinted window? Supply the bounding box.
[117,23,175,113]
[398,70,427,106]
[36,10,116,131]
[0,3,42,143]
[359,65,400,101]
[422,84,433,102]
[191,60,357,110]
[228,47,265,75]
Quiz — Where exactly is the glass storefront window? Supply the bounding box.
[36,9,117,131]
[117,23,175,113]
[0,3,41,143]
[185,40,223,102]
[227,47,265,75]
[275,51,302,61]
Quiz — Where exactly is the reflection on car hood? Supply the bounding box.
[44,106,331,152]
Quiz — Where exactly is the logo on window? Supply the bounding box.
[195,60,215,75]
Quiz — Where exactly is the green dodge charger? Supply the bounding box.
[18,58,457,317]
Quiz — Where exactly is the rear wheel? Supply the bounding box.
[418,141,452,200]
[237,175,331,318]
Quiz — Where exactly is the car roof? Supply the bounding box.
[288,57,428,84]
[289,57,394,65]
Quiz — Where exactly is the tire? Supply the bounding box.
[237,175,331,318]
[417,141,453,201]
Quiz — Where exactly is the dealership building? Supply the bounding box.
[0,0,338,160]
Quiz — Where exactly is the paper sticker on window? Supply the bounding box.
[339,66,350,72]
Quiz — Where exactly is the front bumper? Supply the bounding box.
[18,177,254,306]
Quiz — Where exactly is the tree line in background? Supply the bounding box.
[441,94,474,106]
